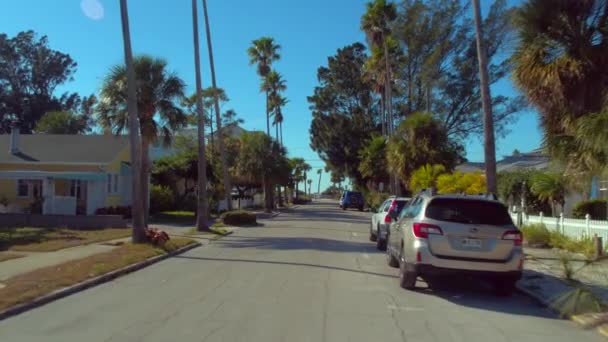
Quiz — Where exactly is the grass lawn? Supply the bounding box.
[151,211,218,225]
[0,238,196,312]
[0,253,24,262]
[0,228,131,252]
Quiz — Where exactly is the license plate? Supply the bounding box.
[461,238,482,249]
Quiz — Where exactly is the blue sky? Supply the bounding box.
[2,0,540,191]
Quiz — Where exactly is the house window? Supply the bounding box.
[114,174,119,193]
[17,180,29,197]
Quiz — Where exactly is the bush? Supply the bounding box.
[549,231,596,261]
[95,205,132,218]
[220,210,257,226]
[150,185,174,214]
[572,199,607,220]
[364,190,390,211]
[293,196,311,205]
[520,223,551,247]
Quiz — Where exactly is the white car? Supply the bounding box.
[369,196,410,250]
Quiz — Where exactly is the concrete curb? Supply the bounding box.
[0,242,201,321]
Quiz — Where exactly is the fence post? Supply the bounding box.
[539,211,544,225]
[585,213,591,237]
[560,213,565,234]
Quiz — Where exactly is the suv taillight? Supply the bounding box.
[413,223,443,238]
[502,230,523,246]
[384,201,397,223]
[384,215,391,223]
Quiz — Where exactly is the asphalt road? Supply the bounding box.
[0,200,603,342]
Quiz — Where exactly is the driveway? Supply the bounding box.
[0,200,603,342]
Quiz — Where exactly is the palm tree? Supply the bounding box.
[269,93,288,143]
[201,0,233,211]
[98,55,187,225]
[317,169,322,195]
[472,0,497,194]
[261,70,287,139]
[190,0,209,230]
[118,0,145,242]
[307,179,313,197]
[530,172,566,217]
[361,0,397,135]
[247,37,281,135]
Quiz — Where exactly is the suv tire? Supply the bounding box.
[399,258,417,290]
[386,244,399,268]
[376,226,386,251]
[369,225,377,242]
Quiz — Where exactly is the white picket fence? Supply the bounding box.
[510,212,608,242]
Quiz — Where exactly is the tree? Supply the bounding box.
[271,94,288,145]
[289,158,311,200]
[247,37,281,135]
[358,135,389,188]
[34,109,92,134]
[222,109,244,127]
[497,169,551,215]
[361,0,398,135]
[530,172,566,217]
[97,55,187,224]
[472,0,498,194]
[436,171,486,194]
[511,0,608,176]
[309,43,379,187]
[409,164,446,193]
[386,112,463,189]
[118,0,146,242]
[201,0,233,212]
[262,71,287,140]
[0,31,81,133]
[236,132,289,212]
[317,169,322,195]
[307,179,313,196]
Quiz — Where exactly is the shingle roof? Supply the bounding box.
[456,150,550,174]
[0,134,129,164]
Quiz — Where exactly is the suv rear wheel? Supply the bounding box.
[376,226,386,251]
[369,224,377,242]
[399,250,417,290]
[386,239,399,268]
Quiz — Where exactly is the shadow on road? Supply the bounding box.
[175,255,397,279]
[215,235,382,254]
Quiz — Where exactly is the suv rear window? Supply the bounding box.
[348,192,362,200]
[425,198,512,225]
[392,200,409,213]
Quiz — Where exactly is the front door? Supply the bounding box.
[71,180,88,215]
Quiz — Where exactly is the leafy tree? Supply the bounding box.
[358,135,389,188]
[247,37,281,135]
[436,171,486,194]
[34,110,92,134]
[236,132,289,212]
[386,112,463,189]
[0,31,82,133]
[309,43,379,186]
[511,0,608,176]
[409,164,446,193]
[391,0,520,139]
[497,169,551,215]
[530,172,566,217]
[289,158,311,199]
[97,55,187,220]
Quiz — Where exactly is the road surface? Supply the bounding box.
[0,200,603,342]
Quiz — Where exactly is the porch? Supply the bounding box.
[0,171,108,216]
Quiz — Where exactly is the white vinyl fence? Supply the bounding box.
[510,212,608,242]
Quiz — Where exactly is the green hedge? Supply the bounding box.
[221,210,257,226]
[572,199,607,220]
[150,185,174,214]
[520,223,551,247]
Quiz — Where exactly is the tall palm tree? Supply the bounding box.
[191,0,209,231]
[307,179,313,196]
[472,0,497,194]
[531,172,566,217]
[361,0,397,135]
[317,169,322,195]
[261,70,287,140]
[270,93,288,143]
[98,55,187,225]
[247,37,281,135]
[201,0,233,211]
[118,0,145,243]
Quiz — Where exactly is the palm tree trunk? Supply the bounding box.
[380,92,386,137]
[265,91,270,136]
[191,0,210,231]
[279,121,283,146]
[141,137,151,225]
[119,0,146,243]
[209,110,214,152]
[275,121,279,140]
[472,0,497,194]
[201,0,232,211]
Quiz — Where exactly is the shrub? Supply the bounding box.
[95,206,132,218]
[520,223,551,247]
[221,210,257,226]
[572,199,607,220]
[549,231,596,261]
[293,196,312,205]
[364,190,390,211]
[150,185,174,214]
[145,228,170,246]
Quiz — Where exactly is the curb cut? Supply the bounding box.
[0,242,201,321]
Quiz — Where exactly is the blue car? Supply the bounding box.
[340,191,364,211]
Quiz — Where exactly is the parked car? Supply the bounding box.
[369,196,410,250]
[385,189,523,296]
[339,191,364,211]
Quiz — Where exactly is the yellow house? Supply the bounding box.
[0,128,133,215]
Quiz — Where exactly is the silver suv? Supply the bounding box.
[385,189,523,296]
